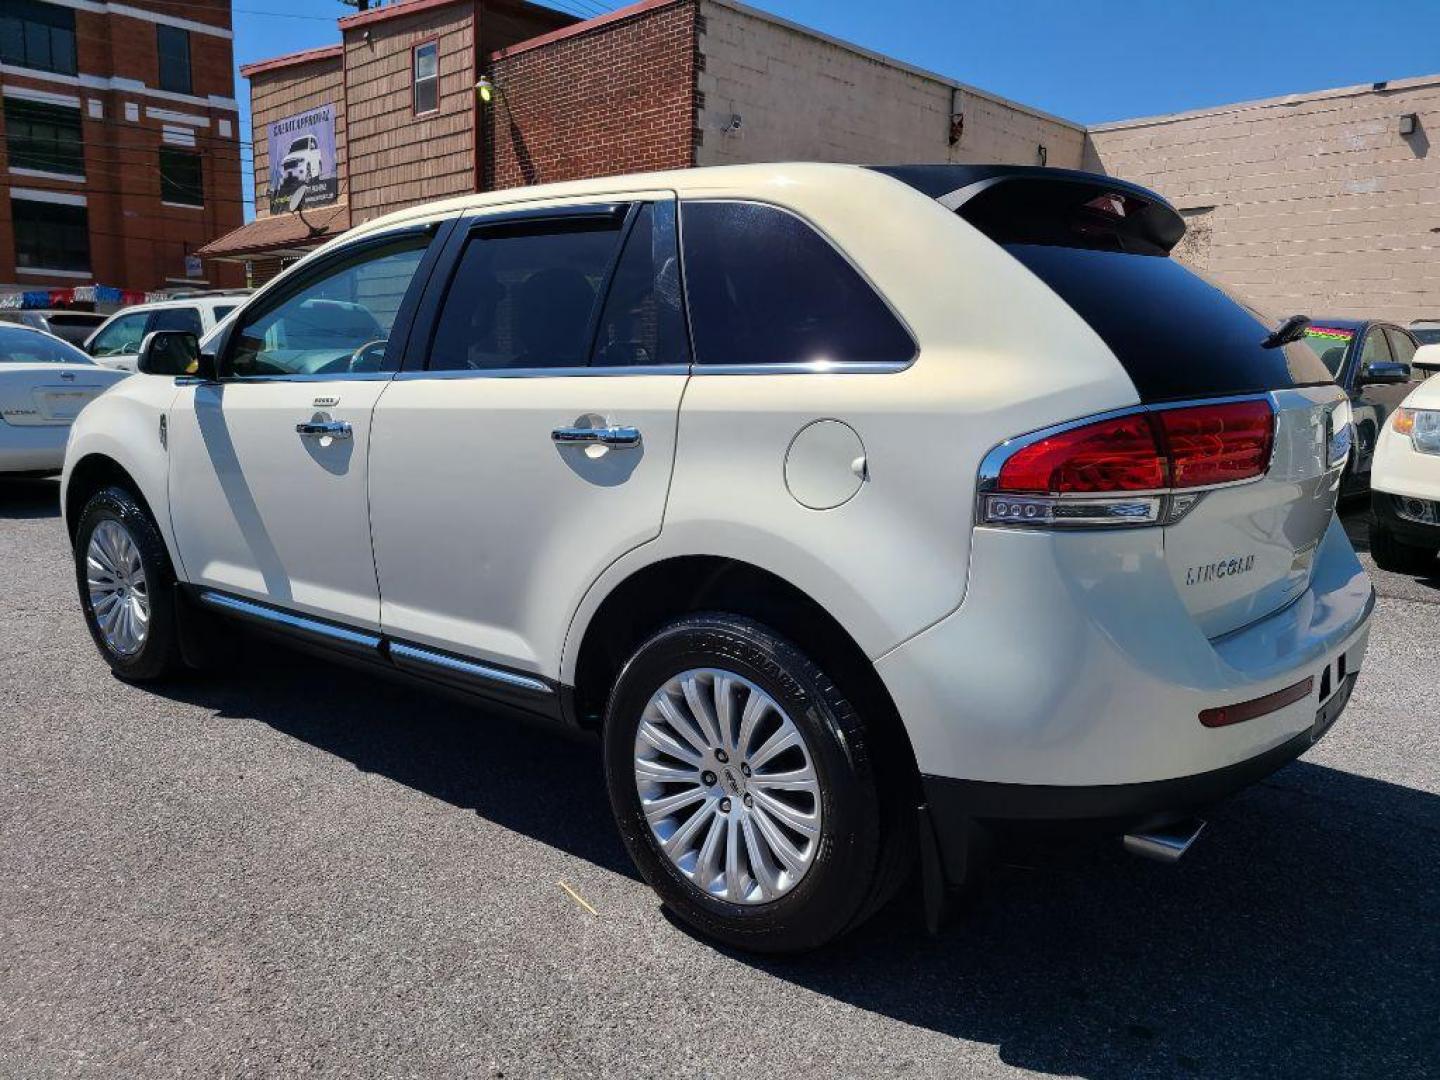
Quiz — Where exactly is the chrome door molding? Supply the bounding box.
[191,587,559,708]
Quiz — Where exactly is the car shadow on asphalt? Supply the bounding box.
[738,762,1440,1078]
[0,477,61,518]
[149,637,640,881]
[149,637,1438,1077]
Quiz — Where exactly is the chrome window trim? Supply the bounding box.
[177,371,399,386]
[394,364,688,381]
[975,393,1288,521]
[197,590,383,650]
[693,360,913,376]
[389,641,552,695]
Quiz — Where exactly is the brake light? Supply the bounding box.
[997,413,1166,493]
[1157,400,1274,488]
[983,398,1274,528]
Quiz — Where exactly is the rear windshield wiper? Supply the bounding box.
[1263,314,1311,349]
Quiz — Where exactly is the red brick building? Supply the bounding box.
[0,0,245,298]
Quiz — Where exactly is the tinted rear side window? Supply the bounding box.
[429,219,622,371]
[1006,244,1331,401]
[681,201,914,368]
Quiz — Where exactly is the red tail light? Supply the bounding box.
[996,400,1274,494]
[984,398,1275,529]
[1157,400,1274,489]
[997,413,1165,493]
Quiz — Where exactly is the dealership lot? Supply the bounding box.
[1,476,1436,1079]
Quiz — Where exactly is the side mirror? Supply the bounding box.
[1359,360,1410,385]
[1413,343,1440,376]
[136,330,214,379]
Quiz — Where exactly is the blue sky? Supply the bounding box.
[232,0,1440,214]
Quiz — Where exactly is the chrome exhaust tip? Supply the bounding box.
[1123,818,1206,864]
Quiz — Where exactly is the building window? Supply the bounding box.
[156,25,191,95]
[12,197,89,272]
[413,40,438,114]
[0,0,78,76]
[3,97,84,177]
[160,148,203,206]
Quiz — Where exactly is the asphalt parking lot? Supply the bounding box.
[2,477,1436,1079]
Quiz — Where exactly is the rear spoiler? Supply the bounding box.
[869,164,1185,257]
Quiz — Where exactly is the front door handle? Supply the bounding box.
[551,424,642,447]
[296,420,352,440]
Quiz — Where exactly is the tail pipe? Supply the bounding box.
[1123,818,1207,864]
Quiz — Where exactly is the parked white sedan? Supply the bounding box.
[0,325,128,476]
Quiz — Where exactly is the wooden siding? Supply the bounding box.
[344,2,479,224]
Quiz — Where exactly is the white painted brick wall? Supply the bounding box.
[1087,78,1440,323]
[696,0,1086,171]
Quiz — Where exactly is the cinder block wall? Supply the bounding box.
[695,0,1086,170]
[486,1,699,191]
[1086,77,1440,323]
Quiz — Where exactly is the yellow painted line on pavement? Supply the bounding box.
[558,879,599,916]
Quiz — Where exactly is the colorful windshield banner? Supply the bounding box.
[1305,326,1356,341]
[267,103,339,215]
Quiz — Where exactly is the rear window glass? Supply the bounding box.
[681,201,914,368]
[1006,244,1332,401]
[1303,326,1355,376]
[0,325,91,363]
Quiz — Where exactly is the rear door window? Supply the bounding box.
[590,203,688,368]
[1384,329,1424,381]
[428,213,623,371]
[680,200,914,368]
[1006,244,1332,401]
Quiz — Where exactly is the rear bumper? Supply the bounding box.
[921,670,1358,883]
[0,421,68,473]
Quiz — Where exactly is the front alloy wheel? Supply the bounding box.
[85,519,151,656]
[75,485,183,681]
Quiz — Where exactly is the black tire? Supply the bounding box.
[603,613,908,953]
[74,485,183,681]
[1369,519,1438,575]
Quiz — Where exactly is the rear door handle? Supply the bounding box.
[296,420,352,439]
[551,424,642,447]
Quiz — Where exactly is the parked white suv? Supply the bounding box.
[60,164,1373,952]
[85,296,244,372]
[1369,361,1440,574]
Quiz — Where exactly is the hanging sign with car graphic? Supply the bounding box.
[267,103,338,214]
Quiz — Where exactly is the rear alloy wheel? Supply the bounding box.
[1370,520,1438,575]
[634,668,822,904]
[604,613,904,953]
[74,485,183,681]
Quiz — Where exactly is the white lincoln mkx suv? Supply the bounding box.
[62,164,1373,952]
